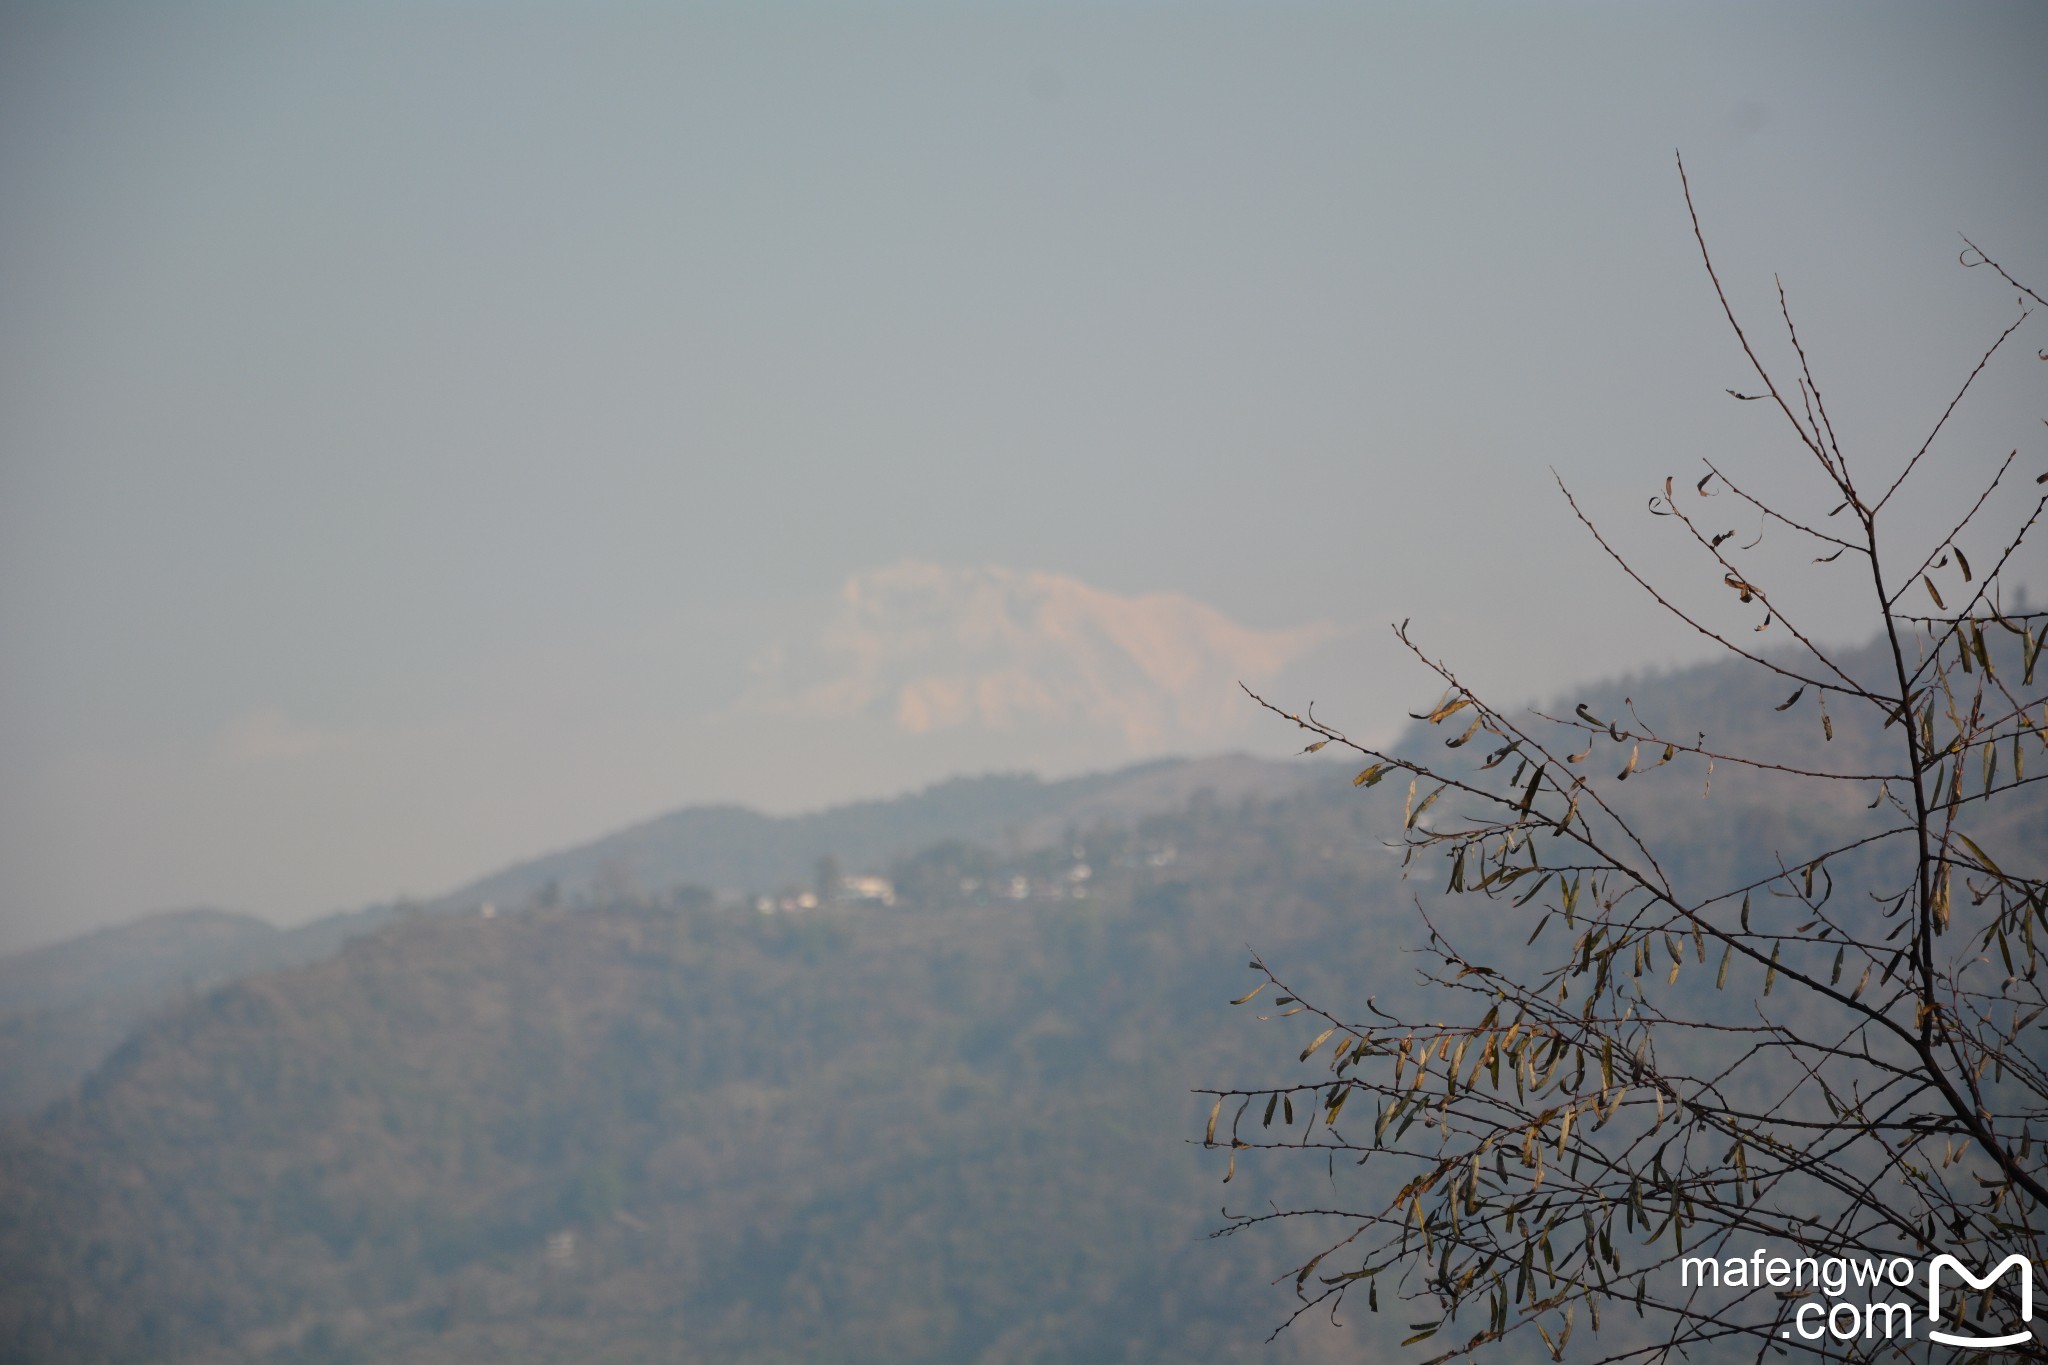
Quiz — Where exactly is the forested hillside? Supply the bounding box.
[0,790,1400,1364]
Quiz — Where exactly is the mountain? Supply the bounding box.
[442,751,1316,913]
[744,561,1339,754]
[0,905,403,1121]
[0,787,1398,1364]
[0,754,1317,1118]
[0,908,281,1120]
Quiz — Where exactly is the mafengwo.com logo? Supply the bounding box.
[1680,1249,2036,1348]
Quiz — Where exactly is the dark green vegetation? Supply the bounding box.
[0,642,2039,1363]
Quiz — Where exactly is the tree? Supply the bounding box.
[1201,158,2047,1361]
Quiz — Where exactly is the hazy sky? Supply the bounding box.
[2,2,2043,949]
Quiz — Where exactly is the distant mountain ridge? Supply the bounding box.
[5,630,2028,1123]
[442,752,1316,912]
[0,753,1318,1117]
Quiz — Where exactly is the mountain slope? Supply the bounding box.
[0,755,1314,1118]
[0,794,1400,1364]
[0,909,291,1119]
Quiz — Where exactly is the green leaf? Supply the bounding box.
[1955,833,2004,877]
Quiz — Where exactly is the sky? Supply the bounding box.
[1,2,2043,950]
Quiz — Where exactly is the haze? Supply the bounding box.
[2,2,2043,950]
